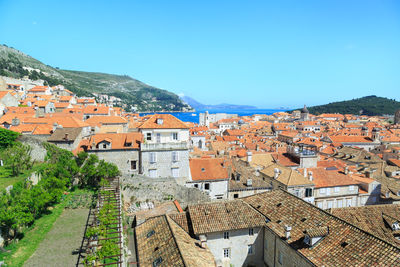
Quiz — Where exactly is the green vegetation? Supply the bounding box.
[84,185,121,267]
[23,208,89,267]
[0,139,120,266]
[0,44,192,111]
[301,95,400,116]
[0,190,90,267]
[0,128,20,149]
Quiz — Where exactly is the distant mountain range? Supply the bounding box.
[0,44,192,112]
[181,96,257,110]
[299,95,400,116]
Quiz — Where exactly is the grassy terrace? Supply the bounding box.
[0,190,93,267]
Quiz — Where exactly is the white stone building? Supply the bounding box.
[138,114,190,179]
[186,158,229,199]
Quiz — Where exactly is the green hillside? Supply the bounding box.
[303,95,400,116]
[0,44,192,112]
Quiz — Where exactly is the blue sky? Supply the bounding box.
[1,0,399,108]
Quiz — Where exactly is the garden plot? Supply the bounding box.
[23,208,89,267]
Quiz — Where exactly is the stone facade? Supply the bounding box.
[140,128,190,179]
[186,179,228,199]
[264,227,312,267]
[141,149,189,178]
[89,149,140,175]
[204,227,264,267]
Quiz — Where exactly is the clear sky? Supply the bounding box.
[0,0,399,108]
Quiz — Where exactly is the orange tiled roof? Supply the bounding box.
[189,158,228,181]
[138,114,189,129]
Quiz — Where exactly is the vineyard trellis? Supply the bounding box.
[76,178,124,267]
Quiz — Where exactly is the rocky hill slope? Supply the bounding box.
[0,44,192,112]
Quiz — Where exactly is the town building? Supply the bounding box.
[138,114,190,179]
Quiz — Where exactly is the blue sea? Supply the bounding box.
[140,109,285,123]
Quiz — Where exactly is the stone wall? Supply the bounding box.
[88,149,140,175]
[18,135,48,162]
[121,174,210,208]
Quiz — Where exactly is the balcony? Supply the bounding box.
[141,141,188,151]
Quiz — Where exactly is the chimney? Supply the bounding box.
[274,168,280,179]
[256,144,260,151]
[285,225,292,240]
[246,179,253,187]
[303,168,307,178]
[344,166,349,175]
[11,117,20,126]
[386,192,390,198]
[64,133,69,140]
[199,234,207,248]
[247,151,252,162]
[308,171,313,181]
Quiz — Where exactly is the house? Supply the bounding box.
[302,167,367,209]
[330,204,400,248]
[85,116,128,134]
[28,85,52,95]
[135,215,216,267]
[243,190,400,266]
[33,100,55,114]
[186,158,229,199]
[138,114,190,179]
[228,155,272,199]
[82,132,142,174]
[0,91,19,108]
[186,200,265,267]
[47,127,84,151]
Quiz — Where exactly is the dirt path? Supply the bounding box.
[24,208,89,267]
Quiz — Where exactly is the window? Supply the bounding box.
[249,228,254,236]
[223,248,230,258]
[130,160,137,170]
[320,188,326,195]
[326,188,331,196]
[305,188,313,197]
[146,133,152,141]
[150,152,156,163]
[233,193,239,199]
[248,244,254,255]
[171,168,179,178]
[205,183,210,190]
[223,231,229,239]
[103,144,107,149]
[334,187,340,193]
[172,132,178,140]
[278,251,283,264]
[153,257,162,267]
[349,185,355,191]
[327,200,333,209]
[316,201,323,209]
[149,169,157,178]
[194,184,199,188]
[156,133,161,143]
[172,151,179,162]
[337,199,343,208]
[346,198,352,207]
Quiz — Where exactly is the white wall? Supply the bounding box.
[205,227,264,267]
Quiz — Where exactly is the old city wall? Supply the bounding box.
[121,174,210,208]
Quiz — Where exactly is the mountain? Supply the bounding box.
[181,96,257,110]
[301,95,400,116]
[0,44,192,112]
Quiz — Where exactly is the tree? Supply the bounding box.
[3,142,32,176]
[0,128,20,149]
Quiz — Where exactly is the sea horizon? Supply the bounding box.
[140,108,286,123]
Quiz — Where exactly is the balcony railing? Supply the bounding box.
[141,141,188,151]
